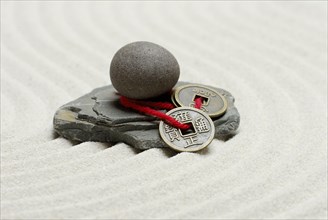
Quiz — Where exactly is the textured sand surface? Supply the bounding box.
[1,1,327,219]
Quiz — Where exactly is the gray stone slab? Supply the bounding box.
[53,82,240,150]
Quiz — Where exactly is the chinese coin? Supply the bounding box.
[159,107,215,152]
[173,84,228,118]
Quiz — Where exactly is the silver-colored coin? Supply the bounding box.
[159,107,215,152]
[173,84,228,118]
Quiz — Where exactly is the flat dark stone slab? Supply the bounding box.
[53,82,240,150]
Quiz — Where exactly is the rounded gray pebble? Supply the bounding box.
[110,41,180,99]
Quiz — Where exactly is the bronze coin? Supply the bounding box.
[173,84,228,118]
[159,107,215,152]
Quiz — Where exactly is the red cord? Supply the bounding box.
[194,97,203,109]
[120,96,203,130]
[122,98,175,110]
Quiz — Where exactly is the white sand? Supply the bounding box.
[1,1,327,219]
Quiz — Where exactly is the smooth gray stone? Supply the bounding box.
[53,82,240,150]
[110,41,180,99]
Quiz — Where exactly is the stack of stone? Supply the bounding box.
[53,42,240,150]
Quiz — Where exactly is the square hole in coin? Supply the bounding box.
[193,95,209,105]
[179,123,197,137]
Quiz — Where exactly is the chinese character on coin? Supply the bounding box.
[159,107,215,152]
